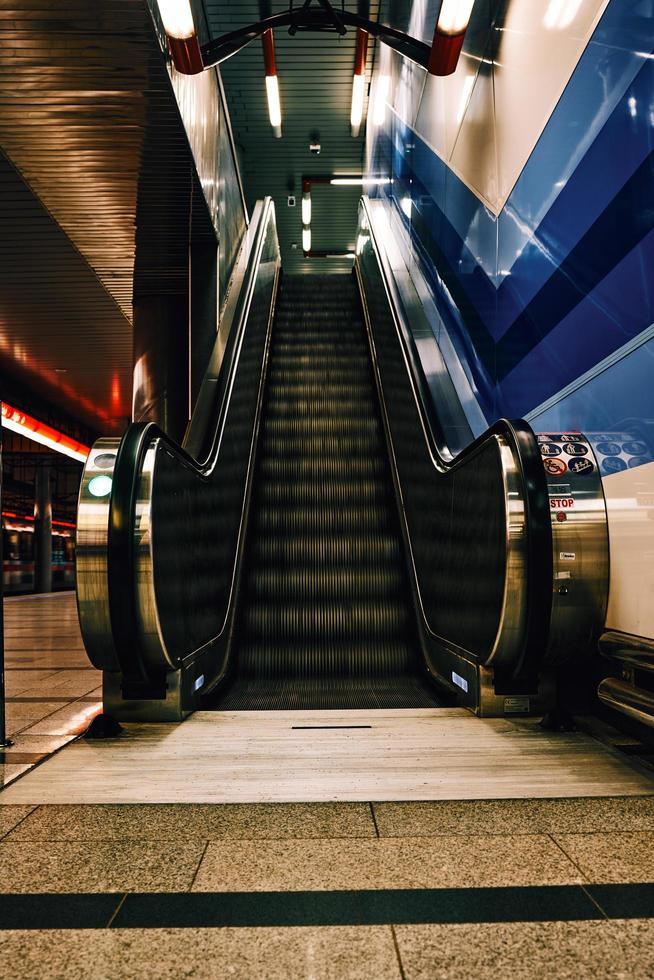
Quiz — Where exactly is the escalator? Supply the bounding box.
[213,273,443,709]
[76,197,609,722]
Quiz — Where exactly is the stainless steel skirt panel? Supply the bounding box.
[77,199,280,692]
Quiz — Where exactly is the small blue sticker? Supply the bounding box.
[193,674,205,692]
[563,442,588,456]
[540,443,561,456]
[602,457,627,475]
[568,457,595,476]
[596,442,621,457]
[451,672,469,693]
[628,456,650,469]
[623,441,648,456]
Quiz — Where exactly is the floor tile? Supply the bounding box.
[191,835,583,892]
[394,920,634,979]
[7,802,376,841]
[373,797,654,837]
[0,764,31,787]
[0,840,206,892]
[20,673,100,700]
[4,703,67,727]
[614,918,654,977]
[554,831,654,883]
[0,925,401,980]
[19,701,101,736]
[4,671,60,697]
[0,806,35,839]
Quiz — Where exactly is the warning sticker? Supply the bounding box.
[560,552,576,560]
[550,497,574,509]
[568,457,594,476]
[563,442,588,456]
[623,441,648,456]
[544,458,567,476]
[596,442,621,457]
[540,443,561,457]
[602,457,627,475]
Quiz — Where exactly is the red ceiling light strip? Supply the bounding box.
[428,0,475,76]
[2,512,76,529]
[1,403,90,462]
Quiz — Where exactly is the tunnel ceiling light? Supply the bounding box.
[156,0,204,74]
[350,29,369,138]
[302,191,311,226]
[1,403,90,462]
[428,0,475,76]
[262,29,282,138]
[302,226,312,253]
[330,176,391,186]
[351,74,366,138]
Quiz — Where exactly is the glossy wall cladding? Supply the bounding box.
[366,0,654,638]
[368,0,654,429]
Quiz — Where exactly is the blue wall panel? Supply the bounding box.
[368,0,654,459]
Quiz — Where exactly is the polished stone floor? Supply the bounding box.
[1,593,101,786]
[0,798,654,977]
[2,595,654,976]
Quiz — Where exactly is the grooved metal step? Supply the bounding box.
[208,273,443,711]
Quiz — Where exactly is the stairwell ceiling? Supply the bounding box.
[207,0,380,274]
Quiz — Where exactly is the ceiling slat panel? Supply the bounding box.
[209,0,379,273]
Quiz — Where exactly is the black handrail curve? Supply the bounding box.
[106,201,277,691]
[358,200,553,687]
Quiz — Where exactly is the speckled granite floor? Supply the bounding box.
[0,798,653,978]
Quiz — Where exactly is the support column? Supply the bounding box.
[132,294,190,444]
[34,464,52,594]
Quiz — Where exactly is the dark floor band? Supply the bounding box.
[2,884,654,930]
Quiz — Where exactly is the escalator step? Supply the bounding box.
[209,273,443,711]
[247,565,405,600]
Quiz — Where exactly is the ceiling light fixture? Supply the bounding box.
[156,0,204,74]
[302,190,311,226]
[350,28,369,137]
[262,29,282,137]
[428,0,476,76]
[302,226,312,253]
[330,176,391,186]
[1,403,90,462]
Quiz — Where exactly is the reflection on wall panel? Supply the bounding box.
[367,0,654,639]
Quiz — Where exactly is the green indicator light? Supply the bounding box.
[88,475,113,498]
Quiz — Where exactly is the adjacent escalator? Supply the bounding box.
[211,273,444,709]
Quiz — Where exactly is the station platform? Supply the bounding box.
[1,593,101,786]
[2,598,654,977]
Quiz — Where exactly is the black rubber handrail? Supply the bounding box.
[359,204,553,685]
[106,203,276,690]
